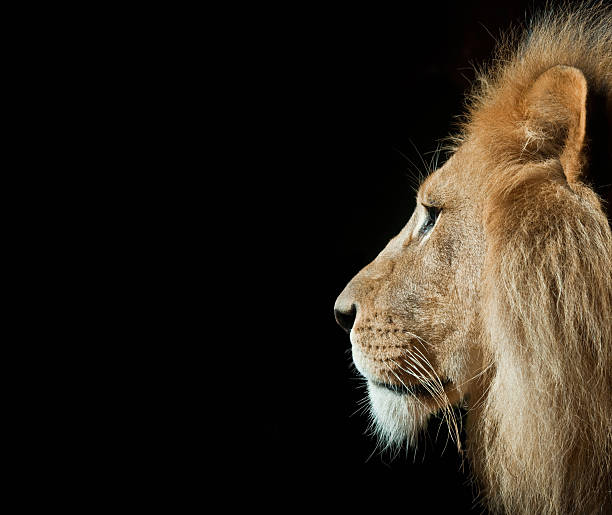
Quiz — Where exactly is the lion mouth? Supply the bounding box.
[372,378,452,397]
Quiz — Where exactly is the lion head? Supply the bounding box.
[334,5,612,514]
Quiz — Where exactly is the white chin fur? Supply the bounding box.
[367,382,431,449]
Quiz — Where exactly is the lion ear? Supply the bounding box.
[522,65,587,183]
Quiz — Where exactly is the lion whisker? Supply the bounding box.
[405,347,462,449]
[389,358,443,404]
[383,361,429,411]
[454,360,495,389]
[397,353,458,445]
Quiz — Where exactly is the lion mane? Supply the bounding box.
[460,6,612,513]
[462,5,612,514]
[336,3,612,514]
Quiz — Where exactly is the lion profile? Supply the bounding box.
[334,4,611,514]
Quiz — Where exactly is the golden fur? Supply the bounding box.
[335,4,611,513]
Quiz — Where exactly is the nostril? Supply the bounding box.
[334,303,357,333]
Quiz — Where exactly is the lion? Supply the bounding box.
[334,4,612,514]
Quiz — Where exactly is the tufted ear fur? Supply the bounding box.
[522,65,587,183]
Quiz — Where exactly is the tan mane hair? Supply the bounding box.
[462,3,612,513]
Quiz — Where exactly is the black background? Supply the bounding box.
[249,1,554,511]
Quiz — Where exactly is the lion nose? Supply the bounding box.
[334,302,357,333]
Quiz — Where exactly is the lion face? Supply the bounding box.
[335,148,488,445]
[334,6,612,512]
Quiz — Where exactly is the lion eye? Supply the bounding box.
[420,205,441,234]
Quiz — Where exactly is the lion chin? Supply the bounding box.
[366,382,432,449]
[335,4,611,514]
[352,343,466,450]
